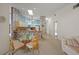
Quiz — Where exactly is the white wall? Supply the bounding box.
[47,4,79,39]
[0,4,9,54]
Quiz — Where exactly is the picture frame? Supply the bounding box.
[0,16,6,23]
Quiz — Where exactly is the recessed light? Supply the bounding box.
[34,8,36,10]
[22,8,24,10]
[46,17,49,20]
[28,10,33,15]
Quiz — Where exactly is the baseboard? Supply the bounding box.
[2,50,10,55]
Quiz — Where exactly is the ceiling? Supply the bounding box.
[11,3,71,17]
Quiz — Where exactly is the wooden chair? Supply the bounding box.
[26,33,39,54]
[9,39,24,55]
[32,35,39,54]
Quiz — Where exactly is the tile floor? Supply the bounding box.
[12,35,65,55]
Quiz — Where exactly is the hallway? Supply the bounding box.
[39,38,64,55]
[13,35,65,55]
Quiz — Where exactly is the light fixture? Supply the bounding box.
[46,17,49,21]
[22,8,24,10]
[28,10,33,15]
[34,8,36,10]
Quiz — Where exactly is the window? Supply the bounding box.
[54,21,58,36]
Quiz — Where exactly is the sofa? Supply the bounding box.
[62,37,79,55]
